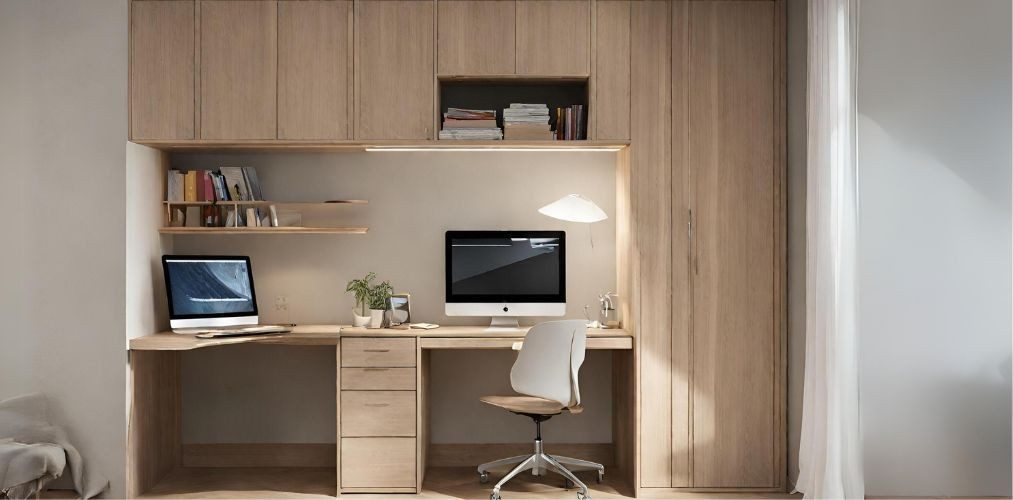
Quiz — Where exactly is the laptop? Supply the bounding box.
[162,255,289,337]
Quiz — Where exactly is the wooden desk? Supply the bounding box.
[127,325,635,498]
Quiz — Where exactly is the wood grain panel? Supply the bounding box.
[341,437,416,489]
[200,0,277,139]
[670,0,692,488]
[341,367,416,390]
[355,0,435,139]
[689,0,777,488]
[182,443,336,467]
[593,0,630,140]
[127,350,181,497]
[516,0,590,76]
[278,0,351,139]
[341,337,417,367]
[437,0,515,75]
[630,0,672,488]
[130,0,195,140]
[340,391,416,437]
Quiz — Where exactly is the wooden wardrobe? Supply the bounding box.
[627,0,787,493]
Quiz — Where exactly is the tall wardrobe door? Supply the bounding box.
[689,0,780,489]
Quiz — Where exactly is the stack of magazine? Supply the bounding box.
[503,103,552,140]
[438,108,502,140]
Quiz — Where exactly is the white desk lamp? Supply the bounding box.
[538,194,608,248]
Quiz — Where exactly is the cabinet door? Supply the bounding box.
[689,0,780,488]
[200,0,277,139]
[278,0,351,140]
[130,0,195,140]
[437,0,515,75]
[593,0,630,140]
[515,0,590,76]
[355,0,435,140]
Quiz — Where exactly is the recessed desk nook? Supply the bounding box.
[126,1,785,499]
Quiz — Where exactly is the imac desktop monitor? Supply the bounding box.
[445,231,565,327]
[162,255,259,329]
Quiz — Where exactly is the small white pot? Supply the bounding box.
[352,309,370,327]
[368,309,385,329]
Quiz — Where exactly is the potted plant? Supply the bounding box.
[367,279,393,329]
[346,272,376,327]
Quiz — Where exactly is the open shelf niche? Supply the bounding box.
[438,76,589,141]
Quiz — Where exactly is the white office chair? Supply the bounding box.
[477,319,604,500]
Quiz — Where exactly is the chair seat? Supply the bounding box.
[480,395,583,415]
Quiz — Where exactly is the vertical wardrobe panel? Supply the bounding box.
[516,0,590,76]
[200,0,278,139]
[355,0,435,140]
[690,1,777,488]
[437,0,515,75]
[278,0,351,140]
[630,0,672,489]
[130,0,195,140]
[669,0,692,488]
[593,0,630,140]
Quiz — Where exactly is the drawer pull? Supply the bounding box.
[363,368,389,371]
[364,349,390,353]
[365,403,390,408]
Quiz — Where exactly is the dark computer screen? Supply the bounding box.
[163,256,257,318]
[446,231,565,302]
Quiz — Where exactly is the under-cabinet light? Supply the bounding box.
[364,146,624,152]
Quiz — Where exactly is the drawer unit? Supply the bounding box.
[341,367,416,390]
[341,437,416,490]
[341,337,416,367]
[341,390,416,437]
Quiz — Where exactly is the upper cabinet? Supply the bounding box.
[200,0,277,140]
[593,0,631,140]
[437,0,515,76]
[130,0,195,141]
[516,0,590,76]
[355,0,435,140]
[278,0,352,140]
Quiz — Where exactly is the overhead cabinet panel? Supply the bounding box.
[200,0,278,140]
[516,0,590,76]
[278,0,352,140]
[437,0,516,75]
[130,0,195,140]
[593,0,631,140]
[355,0,435,140]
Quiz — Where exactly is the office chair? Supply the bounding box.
[477,319,604,500]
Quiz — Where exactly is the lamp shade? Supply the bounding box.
[538,194,608,223]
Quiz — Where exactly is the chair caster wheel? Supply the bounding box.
[478,471,489,484]
[577,492,591,500]
[490,490,502,500]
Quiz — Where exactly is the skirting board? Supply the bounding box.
[428,443,614,468]
[182,443,336,467]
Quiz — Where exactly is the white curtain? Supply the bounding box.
[797,0,865,499]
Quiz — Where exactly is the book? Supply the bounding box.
[166,170,185,202]
[184,171,197,202]
[445,108,496,120]
[219,167,248,202]
[443,118,498,129]
[202,171,214,202]
[245,208,259,228]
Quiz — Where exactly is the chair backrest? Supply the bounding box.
[509,319,588,408]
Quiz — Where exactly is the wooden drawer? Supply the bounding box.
[341,437,416,490]
[341,390,415,437]
[341,367,416,390]
[341,337,416,367]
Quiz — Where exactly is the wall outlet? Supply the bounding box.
[274,295,289,311]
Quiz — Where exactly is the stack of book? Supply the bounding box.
[554,104,586,140]
[438,108,502,140]
[166,166,275,228]
[503,103,553,140]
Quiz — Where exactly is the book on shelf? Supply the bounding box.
[219,167,248,203]
[503,103,551,140]
[553,104,586,140]
[166,170,184,202]
[441,108,502,140]
[165,166,270,228]
[183,170,197,202]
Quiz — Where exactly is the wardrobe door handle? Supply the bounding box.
[365,403,390,408]
[363,349,390,353]
[363,368,389,371]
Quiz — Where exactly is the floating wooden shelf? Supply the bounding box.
[162,199,368,206]
[132,139,628,152]
[159,226,368,235]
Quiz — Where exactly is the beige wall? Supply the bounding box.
[168,151,618,444]
[0,0,128,497]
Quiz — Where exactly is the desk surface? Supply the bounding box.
[129,325,632,351]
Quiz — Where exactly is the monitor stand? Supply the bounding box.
[486,316,521,331]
